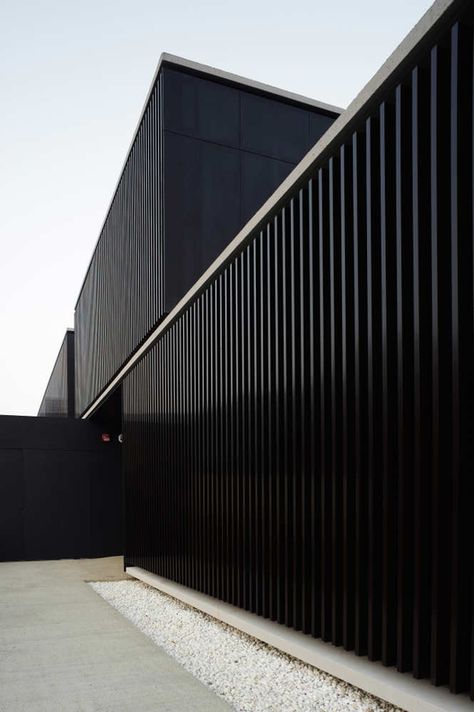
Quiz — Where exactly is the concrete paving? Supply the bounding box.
[0,557,230,712]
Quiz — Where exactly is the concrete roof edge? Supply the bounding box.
[159,52,344,115]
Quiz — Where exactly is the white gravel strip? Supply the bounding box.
[90,580,403,712]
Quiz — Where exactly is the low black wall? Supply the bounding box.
[0,415,122,561]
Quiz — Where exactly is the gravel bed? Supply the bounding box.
[90,580,403,712]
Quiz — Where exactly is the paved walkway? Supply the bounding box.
[0,557,230,712]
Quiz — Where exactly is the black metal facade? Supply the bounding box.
[38,329,75,417]
[123,0,474,698]
[74,76,165,415]
[74,64,338,416]
[162,67,336,312]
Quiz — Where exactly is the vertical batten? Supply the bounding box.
[318,169,330,642]
[430,40,452,688]
[395,80,414,674]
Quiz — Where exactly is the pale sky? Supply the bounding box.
[0,0,433,416]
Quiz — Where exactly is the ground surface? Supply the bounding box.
[0,556,229,712]
[92,579,403,712]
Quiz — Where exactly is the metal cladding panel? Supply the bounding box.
[75,77,164,416]
[163,130,242,312]
[123,3,474,698]
[239,90,319,161]
[162,67,336,314]
[38,330,75,417]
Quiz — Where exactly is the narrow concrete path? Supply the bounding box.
[0,557,230,712]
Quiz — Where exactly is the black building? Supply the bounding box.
[37,0,474,703]
[72,55,340,416]
[38,329,75,417]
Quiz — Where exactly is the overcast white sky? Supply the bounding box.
[0,0,433,416]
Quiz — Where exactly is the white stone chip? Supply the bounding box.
[90,580,403,712]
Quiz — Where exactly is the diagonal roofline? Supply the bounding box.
[158,53,344,115]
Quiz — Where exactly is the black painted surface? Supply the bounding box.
[240,91,317,162]
[38,330,75,417]
[74,62,339,415]
[0,415,122,562]
[162,67,336,313]
[123,1,474,699]
[163,68,240,146]
[164,132,241,311]
[74,76,164,415]
[240,152,292,225]
[0,449,24,561]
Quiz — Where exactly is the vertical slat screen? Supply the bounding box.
[122,3,474,699]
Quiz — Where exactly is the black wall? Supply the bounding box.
[162,67,335,310]
[38,330,75,417]
[0,415,122,561]
[123,0,474,700]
